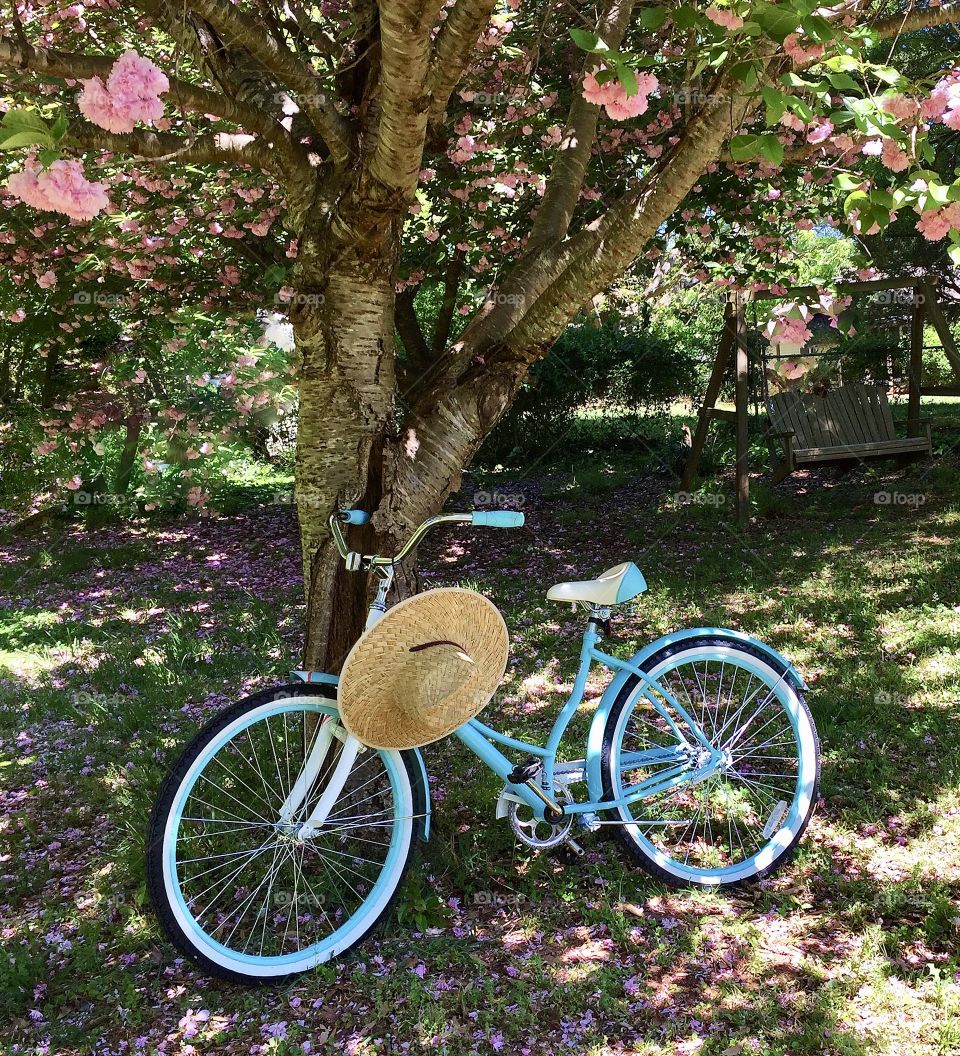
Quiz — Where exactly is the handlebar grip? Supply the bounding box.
[471,511,525,528]
[339,509,371,525]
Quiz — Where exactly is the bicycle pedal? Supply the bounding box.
[508,756,541,785]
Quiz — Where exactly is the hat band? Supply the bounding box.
[408,640,467,653]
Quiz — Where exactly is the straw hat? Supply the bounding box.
[337,588,509,750]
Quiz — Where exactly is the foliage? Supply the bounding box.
[481,317,698,464]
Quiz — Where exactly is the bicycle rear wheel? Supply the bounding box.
[147,684,417,982]
[601,638,819,887]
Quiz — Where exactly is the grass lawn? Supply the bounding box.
[2,449,960,1056]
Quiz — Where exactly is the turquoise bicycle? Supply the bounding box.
[147,509,820,982]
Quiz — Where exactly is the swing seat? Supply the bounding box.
[767,383,931,479]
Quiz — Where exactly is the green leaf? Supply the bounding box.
[827,72,860,92]
[825,54,860,72]
[834,172,864,192]
[803,14,836,43]
[616,63,638,97]
[1,108,49,134]
[870,64,902,86]
[762,86,786,125]
[731,61,759,88]
[844,189,870,214]
[948,243,960,266]
[730,133,761,162]
[569,28,603,51]
[754,1,800,42]
[0,127,53,150]
[50,112,69,143]
[759,135,784,166]
[639,6,668,30]
[673,8,697,30]
[37,147,61,167]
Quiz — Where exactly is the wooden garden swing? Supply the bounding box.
[681,277,960,527]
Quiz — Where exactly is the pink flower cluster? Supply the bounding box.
[705,6,744,32]
[916,201,960,241]
[783,33,824,66]
[765,303,813,351]
[922,72,960,130]
[582,70,659,121]
[6,158,110,221]
[79,50,169,134]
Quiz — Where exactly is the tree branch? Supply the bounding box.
[426,0,498,125]
[0,33,312,183]
[368,0,442,201]
[395,286,433,372]
[527,0,636,249]
[184,0,354,165]
[66,120,279,171]
[873,1,960,40]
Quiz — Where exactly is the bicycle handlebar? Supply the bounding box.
[330,508,524,569]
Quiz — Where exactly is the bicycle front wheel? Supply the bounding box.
[147,684,417,982]
[601,638,819,887]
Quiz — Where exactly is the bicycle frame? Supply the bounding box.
[453,620,724,821]
[296,510,806,833]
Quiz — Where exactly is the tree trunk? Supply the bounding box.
[294,260,399,673]
[115,413,142,494]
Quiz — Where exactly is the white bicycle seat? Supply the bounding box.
[546,561,647,606]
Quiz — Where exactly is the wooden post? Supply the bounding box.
[734,293,750,530]
[919,278,960,379]
[907,285,925,438]
[680,300,735,491]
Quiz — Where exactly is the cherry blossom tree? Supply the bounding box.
[1,1,959,668]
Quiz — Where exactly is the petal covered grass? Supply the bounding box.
[1,453,960,1056]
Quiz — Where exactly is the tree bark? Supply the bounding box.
[294,260,399,672]
[115,413,143,494]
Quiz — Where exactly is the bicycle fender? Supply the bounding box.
[584,629,805,803]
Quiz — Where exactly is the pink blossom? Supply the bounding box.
[862,139,883,156]
[186,487,207,507]
[79,51,168,133]
[6,159,110,221]
[807,119,833,144]
[881,139,910,172]
[881,94,918,123]
[8,308,25,322]
[37,269,57,289]
[916,201,960,241]
[705,6,744,31]
[784,33,824,65]
[582,71,620,108]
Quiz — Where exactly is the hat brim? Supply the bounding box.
[337,588,509,750]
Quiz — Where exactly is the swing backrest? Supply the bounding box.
[768,383,897,451]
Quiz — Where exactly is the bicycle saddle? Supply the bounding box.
[546,561,647,606]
